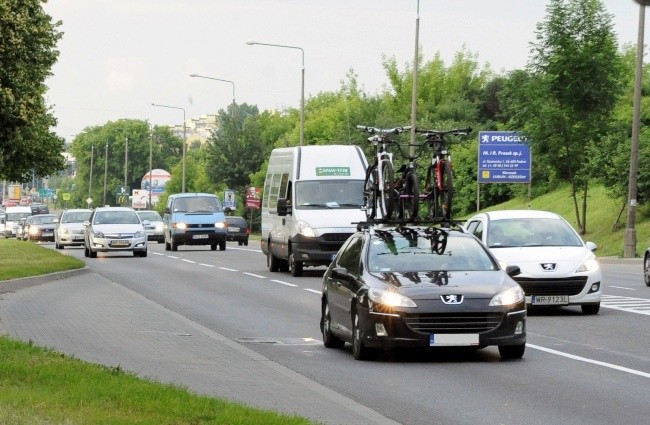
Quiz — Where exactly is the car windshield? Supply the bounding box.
[62,211,91,223]
[487,218,583,248]
[295,180,364,209]
[7,212,31,221]
[30,215,55,224]
[367,232,497,273]
[137,211,162,221]
[173,196,222,213]
[93,211,140,225]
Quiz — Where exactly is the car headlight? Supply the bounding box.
[174,222,187,229]
[134,230,145,238]
[368,288,417,308]
[29,227,39,235]
[296,220,315,237]
[489,285,524,306]
[155,223,164,232]
[576,258,599,273]
[92,230,105,238]
[215,221,226,229]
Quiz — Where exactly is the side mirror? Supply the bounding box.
[506,265,521,277]
[82,220,90,227]
[165,207,170,214]
[53,218,59,223]
[585,241,597,252]
[331,266,350,280]
[277,198,291,216]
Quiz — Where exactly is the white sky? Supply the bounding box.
[42,0,646,143]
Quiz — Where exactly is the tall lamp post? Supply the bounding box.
[247,41,305,146]
[88,145,94,202]
[624,0,649,257]
[189,74,236,108]
[152,103,187,193]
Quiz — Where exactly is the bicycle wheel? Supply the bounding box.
[424,166,437,220]
[439,160,454,220]
[400,170,419,221]
[379,160,395,220]
[364,166,378,220]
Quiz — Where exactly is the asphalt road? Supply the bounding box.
[1,240,649,425]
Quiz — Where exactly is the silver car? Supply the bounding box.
[136,210,164,243]
[83,206,148,258]
[55,208,92,249]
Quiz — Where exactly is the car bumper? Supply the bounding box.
[170,229,226,245]
[87,236,147,252]
[57,233,86,246]
[357,303,526,349]
[145,229,164,241]
[290,234,352,266]
[514,275,602,307]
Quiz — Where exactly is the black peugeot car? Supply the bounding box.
[320,224,526,360]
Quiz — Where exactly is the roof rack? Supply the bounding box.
[355,217,465,231]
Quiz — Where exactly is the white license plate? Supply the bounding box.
[228,227,240,232]
[430,334,479,346]
[110,240,130,247]
[531,295,569,305]
[73,235,84,240]
[193,234,209,239]
[42,232,53,237]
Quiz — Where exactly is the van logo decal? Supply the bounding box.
[316,167,350,176]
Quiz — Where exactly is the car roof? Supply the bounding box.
[225,216,246,220]
[168,193,218,198]
[479,209,561,220]
[93,206,135,212]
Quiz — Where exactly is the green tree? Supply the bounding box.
[506,0,623,233]
[0,0,65,181]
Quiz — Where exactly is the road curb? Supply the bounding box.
[598,256,643,265]
[0,267,91,294]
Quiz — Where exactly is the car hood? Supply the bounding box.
[375,271,516,299]
[488,246,595,276]
[91,224,143,235]
[60,222,85,231]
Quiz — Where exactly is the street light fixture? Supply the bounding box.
[624,0,650,257]
[152,102,187,193]
[189,74,236,107]
[247,40,305,146]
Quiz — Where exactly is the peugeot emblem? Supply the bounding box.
[441,295,463,304]
[540,263,557,272]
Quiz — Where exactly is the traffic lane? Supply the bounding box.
[601,261,647,294]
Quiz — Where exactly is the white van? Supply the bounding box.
[2,206,32,238]
[261,145,368,276]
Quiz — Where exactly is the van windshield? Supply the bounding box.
[173,196,222,213]
[295,180,364,209]
[7,212,31,221]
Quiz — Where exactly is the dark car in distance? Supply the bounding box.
[21,213,57,242]
[320,224,526,360]
[225,216,249,246]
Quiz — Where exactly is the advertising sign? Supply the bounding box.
[246,186,261,209]
[478,131,531,183]
[224,189,236,211]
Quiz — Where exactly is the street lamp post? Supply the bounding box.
[88,145,94,201]
[624,0,650,257]
[103,141,108,205]
[247,41,304,146]
[124,137,128,206]
[149,126,153,209]
[152,103,187,193]
[189,74,236,107]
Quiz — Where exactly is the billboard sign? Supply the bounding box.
[478,131,531,183]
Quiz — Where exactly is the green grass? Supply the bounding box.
[0,238,85,280]
[466,183,650,257]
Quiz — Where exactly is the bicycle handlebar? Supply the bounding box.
[415,127,472,138]
[356,125,412,135]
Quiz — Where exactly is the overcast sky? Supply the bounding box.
[42,0,646,143]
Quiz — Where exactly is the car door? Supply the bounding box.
[326,235,363,336]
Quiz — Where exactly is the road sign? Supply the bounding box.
[477,131,531,183]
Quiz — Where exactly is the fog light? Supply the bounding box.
[375,323,387,337]
[515,321,524,335]
[589,282,600,293]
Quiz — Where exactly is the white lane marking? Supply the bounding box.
[198,263,215,268]
[601,295,650,316]
[528,344,650,379]
[167,256,179,259]
[243,272,266,279]
[218,267,239,272]
[270,280,298,287]
[153,252,165,256]
[608,286,637,291]
[304,288,321,295]
[181,259,196,264]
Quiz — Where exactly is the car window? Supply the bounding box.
[295,180,365,209]
[173,196,222,213]
[62,211,91,223]
[488,218,583,247]
[137,211,162,221]
[94,211,140,225]
[31,215,55,224]
[368,233,497,273]
[338,235,363,276]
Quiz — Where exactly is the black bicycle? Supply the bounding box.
[415,127,471,221]
[357,125,410,220]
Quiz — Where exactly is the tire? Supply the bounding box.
[267,243,280,272]
[219,241,226,251]
[400,170,419,221]
[364,166,377,220]
[424,166,437,220]
[84,244,89,258]
[379,160,395,220]
[244,239,248,246]
[321,300,345,349]
[290,250,303,277]
[211,244,217,251]
[238,241,243,246]
[581,303,600,315]
[140,250,148,258]
[164,235,171,251]
[89,248,97,258]
[439,160,454,220]
[352,311,373,360]
[644,255,650,287]
[498,343,526,359]
[171,238,178,251]
[55,240,63,249]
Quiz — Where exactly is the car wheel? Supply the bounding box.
[644,255,650,287]
[55,240,63,249]
[498,343,526,360]
[267,245,279,272]
[238,241,243,246]
[84,244,89,258]
[89,248,97,258]
[211,243,217,251]
[164,235,171,251]
[171,238,178,251]
[290,250,303,277]
[322,300,345,349]
[352,311,372,360]
[219,241,226,251]
[581,303,600,315]
[244,239,248,246]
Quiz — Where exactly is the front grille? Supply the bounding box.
[513,277,588,296]
[186,223,215,229]
[403,312,503,334]
[104,233,134,239]
[322,233,353,242]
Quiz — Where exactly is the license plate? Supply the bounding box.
[531,295,569,305]
[110,240,130,247]
[430,334,479,346]
[73,235,84,240]
[42,232,53,237]
[193,234,208,239]
[228,227,240,232]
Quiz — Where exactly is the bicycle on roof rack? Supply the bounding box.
[415,127,472,221]
[356,125,410,220]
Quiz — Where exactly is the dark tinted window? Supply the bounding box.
[338,235,362,276]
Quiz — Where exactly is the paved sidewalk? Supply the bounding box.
[0,272,398,425]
